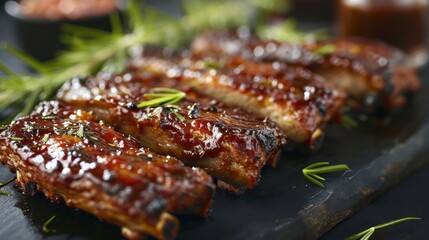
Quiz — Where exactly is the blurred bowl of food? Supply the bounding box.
[4,0,125,61]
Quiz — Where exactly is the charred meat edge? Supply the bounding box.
[0,101,215,240]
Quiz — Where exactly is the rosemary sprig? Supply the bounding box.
[137,88,186,108]
[342,115,359,128]
[0,176,15,196]
[0,176,15,187]
[137,88,187,121]
[42,215,56,233]
[302,162,350,188]
[345,217,421,240]
[257,19,329,44]
[0,190,11,196]
[0,0,292,123]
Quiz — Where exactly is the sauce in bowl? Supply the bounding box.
[338,0,428,67]
[18,0,118,20]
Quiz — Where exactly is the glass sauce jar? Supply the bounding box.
[338,0,428,68]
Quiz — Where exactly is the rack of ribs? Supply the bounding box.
[129,50,345,148]
[191,30,420,111]
[57,73,286,193]
[0,101,215,240]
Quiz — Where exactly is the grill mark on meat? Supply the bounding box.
[0,101,215,240]
[129,51,345,147]
[57,74,286,192]
[190,30,420,110]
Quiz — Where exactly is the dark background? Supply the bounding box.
[0,1,428,239]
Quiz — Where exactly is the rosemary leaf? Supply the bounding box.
[137,88,186,108]
[169,108,186,122]
[42,215,56,233]
[0,63,21,81]
[0,190,11,196]
[257,19,329,44]
[2,44,49,74]
[5,136,24,141]
[342,115,359,128]
[0,176,15,187]
[76,125,85,138]
[302,162,350,188]
[345,217,421,240]
[67,129,74,136]
[137,95,179,108]
[41,134,50,145]
[312,44,336,56]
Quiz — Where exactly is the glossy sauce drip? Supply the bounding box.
[59,74,284,163]
[57,72,286,189]
[175,56,340,132]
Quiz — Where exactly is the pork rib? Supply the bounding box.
[57,74,286,193]
[130,51,345,148]
[191,30,420,110]
[0,101,215,240]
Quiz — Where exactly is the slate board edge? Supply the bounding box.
[251,122,429,240]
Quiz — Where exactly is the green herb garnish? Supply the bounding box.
[41,133,50,145]
[0,176,15,196]
[312,44,336,56]
[4,136,24,141]
[59,125,97,141]
[168,106,186,122]
[0,0,309,124]
[0,0,287,123]
[22,122,38,132]
[342,107,358,128]
[42,215,56,233]
[302,162,350,188]
[137,88,187,121]
[76,124,85,138]
[345,217,421,240]
[137,88,186,108]
[257,19,329,44]
[342,115,358,128]
[0,190,11,196]
[0,176,15,187]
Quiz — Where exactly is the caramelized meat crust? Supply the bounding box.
[130,51,345,148]
[0,101,215,240]
[57,74,286,192]
[191,30,420,110]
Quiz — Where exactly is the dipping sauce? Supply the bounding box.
[18,0,117,20]
[338,0,428,67]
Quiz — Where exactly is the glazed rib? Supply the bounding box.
[0,101,215,240]
[130,51,345,148]
[57,74,286,192]
[191,30,420,110]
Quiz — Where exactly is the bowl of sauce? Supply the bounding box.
[338,0,428,68]
[5,0,124,61]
